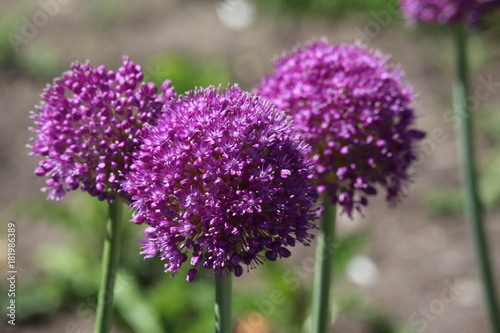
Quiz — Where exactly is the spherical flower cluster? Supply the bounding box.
[400,0,500,27]
[29,57,175,202]
[123,85,318,281]
[256,39,425,216]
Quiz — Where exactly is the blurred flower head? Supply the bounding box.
[29,57,175,202]
[256,38,425,216]
[123,84,318,281]
[399,0,500,27]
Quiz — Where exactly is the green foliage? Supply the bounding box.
[255,0,397,19]
[148,275,214,333]
[475,106,500,210]
[334,232,371,276]
[0,5,63,78]
[114,272,164,333]
[145,54,231,94]
[7,191,402,332]
[476,108,500,145]
[480,152,500,209]
[0,15,18,67]
[424,188,464,217]
[14,278,68,320]
[230,231,372,333]
[334,290,415,333]
[423,154,500,217]
[89,0,130,28]
[17,45,63,79]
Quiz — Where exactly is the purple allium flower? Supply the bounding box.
[400,0,500,27]
[256,39,425,217]
[29,57,175,202]
[123,85,318,280]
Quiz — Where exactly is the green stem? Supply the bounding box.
[453,25,500,333]
[94,200,124,333]
[215,275,232,333]
[311,197,337,333]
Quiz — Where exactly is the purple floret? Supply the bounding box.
[256,38,425,217]
[400,0,500,27]
[123,84,319,280]
[29,57,175,202]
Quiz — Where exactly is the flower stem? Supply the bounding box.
[454,25,500,333]
[94,200,124,333]
[311,197,337,333]
[215,274,232,333]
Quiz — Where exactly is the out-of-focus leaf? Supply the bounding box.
[2,278,67,320]
[333,231,371,275]
[424,188,463,217]
[254,0,395,18]
[34,244,100,295]
[18,45,63,79]
[480,151,500,209]
[114,270,164,333]
[145,54,231,93]
[476,108,500,144]
[334,290,413,333]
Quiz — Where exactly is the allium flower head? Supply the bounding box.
[400,0,500,27]
[29,57,175,202]
[124,85,318,281]
[256,39,425,216]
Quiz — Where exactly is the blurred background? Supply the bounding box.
[0,0,499,332]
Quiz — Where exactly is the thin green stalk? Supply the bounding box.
[311,197,337,333]
[94,199,124,333]
[215,275,232,333]
[453,25,500,333]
